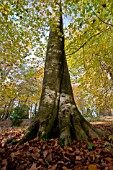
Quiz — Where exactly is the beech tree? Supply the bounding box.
[20,1,103,146]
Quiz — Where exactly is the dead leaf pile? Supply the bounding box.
[0,124,113,170]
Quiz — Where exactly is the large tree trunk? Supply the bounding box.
[20,2,103,146]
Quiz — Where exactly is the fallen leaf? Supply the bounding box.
[88,164,97,170]
[76,155,82,160]
[38,158,45,164]
[108,164,113,170]
[48,164,57,170]
[57,161,65,165]
[104,157,112,163]
[1,166,7,170]
[46,153,52,162]
[62,166,71,170]
[29,163,37,170]
[2,159,7,166]
[10,152,15,161]
[15,151,21,156]
[43,150,48,158]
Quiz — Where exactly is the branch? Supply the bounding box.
[93,11,113,27]
[66,31,103,56]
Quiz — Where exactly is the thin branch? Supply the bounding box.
[66,31,103,56]
[93,10,113,27]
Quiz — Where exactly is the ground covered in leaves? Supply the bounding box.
[0,120,113,170]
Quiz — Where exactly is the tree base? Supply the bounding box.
[19,107,104,146]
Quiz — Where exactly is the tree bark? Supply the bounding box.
[2,99,14,120]
[20,2,103,145]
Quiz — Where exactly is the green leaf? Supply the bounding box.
[104,141,110,146]
[108,134,113,141]
[88,143,93,150]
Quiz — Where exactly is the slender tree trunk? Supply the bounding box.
[20,2,103,145]
[34,103,37,115]
[2,99,14,120]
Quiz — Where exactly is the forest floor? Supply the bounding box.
[0,117,113,170]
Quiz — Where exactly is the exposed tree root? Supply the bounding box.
[19,106,104,146]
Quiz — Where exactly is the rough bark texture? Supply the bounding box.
[20,2,103,145]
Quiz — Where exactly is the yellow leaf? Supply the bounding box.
[88,164,97,170]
